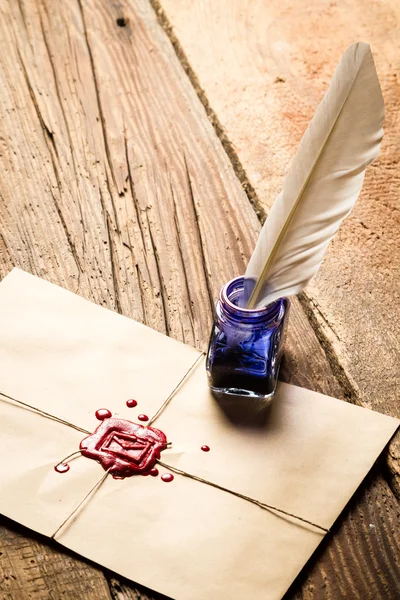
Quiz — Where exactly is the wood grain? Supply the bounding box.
[0,518,112,600]
[159,0,400,492]
[0,0,398,599]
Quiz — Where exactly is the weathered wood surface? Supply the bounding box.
[160,0,400,493]
[0,1,398,599]
[0,517,113,600]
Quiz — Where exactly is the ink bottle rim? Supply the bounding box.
[217,276,285,326]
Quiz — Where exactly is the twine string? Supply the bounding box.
[147,352,205,426]
[56,450,83,467]
[157,460,329,534]
[0,352,205,435]
[51,469,110,539]
[2,355,329,538]
[0,391,91,434]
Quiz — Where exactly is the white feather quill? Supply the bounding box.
[242,42,384,309]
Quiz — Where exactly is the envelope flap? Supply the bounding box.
[0,269,200,433]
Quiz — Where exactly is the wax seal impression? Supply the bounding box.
[80,418,167,478]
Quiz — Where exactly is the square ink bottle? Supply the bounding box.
[206,277,289,400]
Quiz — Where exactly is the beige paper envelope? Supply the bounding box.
[0,268,398,600]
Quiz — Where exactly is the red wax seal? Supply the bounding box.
[80,418,167,478]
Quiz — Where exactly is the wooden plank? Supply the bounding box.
[0,518,112,600]
[159,0,400,492]
[0,0,398,599]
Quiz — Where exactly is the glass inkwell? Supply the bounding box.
[206,276,289,401]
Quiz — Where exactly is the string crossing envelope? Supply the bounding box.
[0,269,397,600]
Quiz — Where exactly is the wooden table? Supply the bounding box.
[0,1,399,598]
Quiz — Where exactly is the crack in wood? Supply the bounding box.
[98,189,122,314]
[50,190,83,276]
[183,153,214,314]
[105,212,122,315]
[17,47,59,160]
[77,0,121,196]
[135,262,147,324]
[104,171,121,233]
[37,6,80,179]
[124,136,157,293]
[145,209,169,336]
[16,0,34,55]
[124,138,146,258]
[170,176,195,333]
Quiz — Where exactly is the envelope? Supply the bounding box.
[0,268,398,600]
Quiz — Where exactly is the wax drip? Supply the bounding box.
[142,468,160,477]
[138,414,149,422]
[126,399,137,408]
[54,450,82,474]
[55,463,70,474]
[161,473,174,483]
[201,445,210,452]
[95,408,112,420]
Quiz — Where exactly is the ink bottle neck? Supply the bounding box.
[217,276,285,327]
